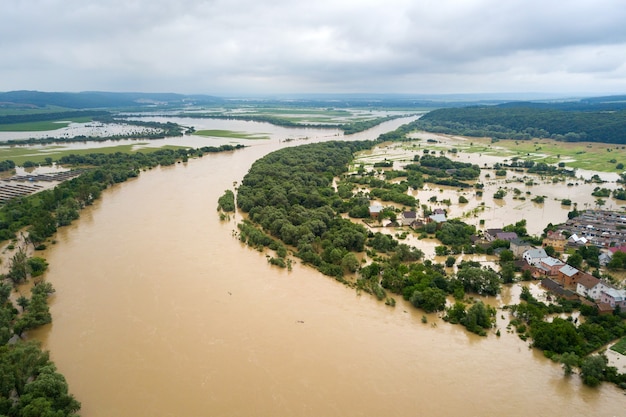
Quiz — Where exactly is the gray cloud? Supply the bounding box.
[1,0,625,95]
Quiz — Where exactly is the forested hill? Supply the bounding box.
[414,98,626,144]
[0,90,224,109]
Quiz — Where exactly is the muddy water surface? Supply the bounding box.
[31,119,626,416]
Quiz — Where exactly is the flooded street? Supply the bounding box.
[28,118,626,416]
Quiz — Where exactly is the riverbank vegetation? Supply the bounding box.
[0,143,245,415]
[234,135,626,389]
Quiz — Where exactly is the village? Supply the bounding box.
[370,204,626,314]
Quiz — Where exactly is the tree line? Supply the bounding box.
[412,105,626,144]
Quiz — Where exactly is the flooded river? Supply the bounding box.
[30,118,626,416]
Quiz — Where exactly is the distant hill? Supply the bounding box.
[411,95,626,144]
[0,91,224,110]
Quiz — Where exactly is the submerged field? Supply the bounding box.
[408,133,626,173]
[0,116,94,132]
[192,129,269,140]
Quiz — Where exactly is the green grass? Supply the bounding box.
[412,134,626,173]
[0,116,94,132]
[610,336,626,355]
[193,130,269,140]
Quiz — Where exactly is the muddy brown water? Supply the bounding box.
[29,119,626,416]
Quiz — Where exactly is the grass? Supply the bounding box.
[611,336,626,355]
[413,134,626,173]
[192,130,269,140]
[0,143,187,165]
[0,117,94,132]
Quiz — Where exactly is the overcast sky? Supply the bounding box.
[2,0,626,96]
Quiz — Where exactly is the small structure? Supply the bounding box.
[543,231,567,252]
[575,273,602,299]
[600,288,626,309]
[369,205,383,219]
[557,264,580,287]
[429,213,447,224]
[523,248,548,266]
[536,256,565,276]
[567,233,588,247]
[541,278,578,300]
[401,211,417,226]
[510,238,533,258]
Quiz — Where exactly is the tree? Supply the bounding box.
[580,355,607,387]
[445,256,456,267]
[461,301,495,336]
[567,252,583,269]
[455,266,501,296]
[559,352,580,376]
[410,287,447,313]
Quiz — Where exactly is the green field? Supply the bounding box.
[193,129,269,140]
[610,336,626,355]
[0,116,94,132]
[410,133,626,173]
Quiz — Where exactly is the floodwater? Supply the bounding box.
[28,117,626,416]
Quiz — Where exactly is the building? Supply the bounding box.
[510,239,534,258]
[540,278,578,300]
[401,211,417,226]
[543,231,567,252]
[536,257,565,276]
[523,248,548,266]
[556,264,580,287]
[369,205,383,219]
[600,288,626,309]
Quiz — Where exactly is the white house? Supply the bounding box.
[523,248,548,266]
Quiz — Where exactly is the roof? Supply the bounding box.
[496,232,518,240]
[486,228,503,236]
[546,230,565,240]
[402,211,417,219]
[559,264,579,277]
[369,205,383,213]
[510,238,531,247]
[541,278,576,298]
[541,257,565,267]
[577,273,600,289]
[524,248,547,259]
[609,245,626,254]
[429,213,447,223]
[601,288,626,301]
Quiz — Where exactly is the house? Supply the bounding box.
[369,205,383,219]
[523,248,548,266]
[401,211,417,226]
[575,273,602,299]
[600,288,626,309]
[543,231,567,252]
[496,232,518,241]
[599,251,612,266]
[567,233,588,247]
[510,238,533,258]
[433,208,446,215]
[557,264,580,287]
[429,213,447,223]
[537,257,565,276]
[540,278,578,300]
[485,228,503,241]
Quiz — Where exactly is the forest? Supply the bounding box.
[412,103,626,143]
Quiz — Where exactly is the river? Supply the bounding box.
[30,117,625,416]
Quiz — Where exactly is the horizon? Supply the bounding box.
[2,1,625,96]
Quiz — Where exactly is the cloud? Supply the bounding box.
[1,0,625,95]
